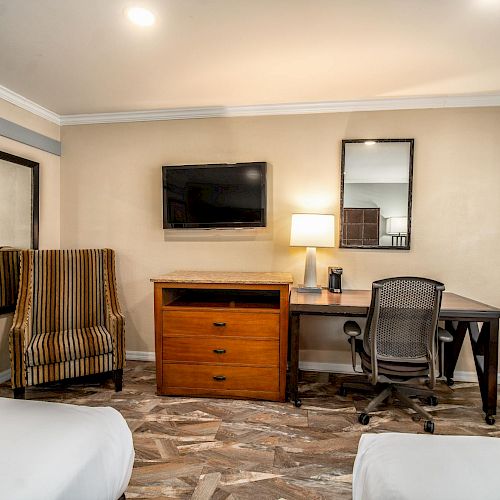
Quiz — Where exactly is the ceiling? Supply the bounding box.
[1,0,500,116]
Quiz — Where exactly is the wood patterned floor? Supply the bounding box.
[1,361,497,499]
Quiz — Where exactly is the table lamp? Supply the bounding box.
[290,213,335,293]
[386,216,408,246]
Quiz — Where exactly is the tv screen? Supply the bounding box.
[163,162,267,229]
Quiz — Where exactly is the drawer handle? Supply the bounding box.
[213,375,226,381]
[213,322,226,327]
[213,349,226,354]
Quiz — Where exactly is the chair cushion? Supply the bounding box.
[26,326,114,367]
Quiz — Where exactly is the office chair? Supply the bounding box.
[339,277,449,434]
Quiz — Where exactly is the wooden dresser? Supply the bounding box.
[151,271,293,401]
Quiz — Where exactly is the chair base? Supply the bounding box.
[341,379,436,424]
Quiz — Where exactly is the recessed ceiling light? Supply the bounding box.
[364,140,376,145]
[127,7,155,27]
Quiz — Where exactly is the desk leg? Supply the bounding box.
[470,319,498,424]
[444,320,468,386]
[289,313,301,407]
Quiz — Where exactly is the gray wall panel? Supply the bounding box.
[0,117,61,156]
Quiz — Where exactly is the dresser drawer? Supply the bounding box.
[163,337,279,365]
[162,309,280,338]
[163,363,279,392]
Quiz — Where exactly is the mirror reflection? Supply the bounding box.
[0,158,33,248]
[0,151,39,314]
[340,139,413,249]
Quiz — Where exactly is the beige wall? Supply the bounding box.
[0,99,60,141]
[60,107,500,375]
[0,100,61,373]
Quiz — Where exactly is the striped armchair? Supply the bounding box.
[9,249,125,398]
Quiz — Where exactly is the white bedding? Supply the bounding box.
[0,397,134,500]
[353,432,500,500]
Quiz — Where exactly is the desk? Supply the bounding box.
[289,288,500,424]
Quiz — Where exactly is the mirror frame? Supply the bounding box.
[340,138,414,250]
[0,151,39,314]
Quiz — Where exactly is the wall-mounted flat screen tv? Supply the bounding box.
[162,162,267,229]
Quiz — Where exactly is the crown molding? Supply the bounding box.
[2,82,500,127]
[59,94,500,125]
[0,84,60,125]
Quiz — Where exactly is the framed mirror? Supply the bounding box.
[0,151,39,314]
[340,139,414,250]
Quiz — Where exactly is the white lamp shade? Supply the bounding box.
[290,214,335,248]
[386,216,408,234]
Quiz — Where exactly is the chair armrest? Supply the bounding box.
[9,322,29,389]
[438,327,453,343]
[344,321,362,337]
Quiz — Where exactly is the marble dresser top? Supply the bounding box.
[151,270,294,285]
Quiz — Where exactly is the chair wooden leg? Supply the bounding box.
[114,369,123,392]
[13,387,26,399]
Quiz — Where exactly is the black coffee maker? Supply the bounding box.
[328,267,343,293]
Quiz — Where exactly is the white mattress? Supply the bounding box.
[353,432,500,500]
[0,397,134,500]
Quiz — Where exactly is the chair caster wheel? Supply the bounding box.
[358,413,370,425]
[486,415,496,425]
[339,387,348,397]
[424,421,435,433]
[446,378,454,387]
[294,399,302,408]
[427,396,438,406]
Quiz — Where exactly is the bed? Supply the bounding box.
[0,397,134,500]
[353,432,500,500]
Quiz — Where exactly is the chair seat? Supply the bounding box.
[26,326,114,367]
[360,351,429,377]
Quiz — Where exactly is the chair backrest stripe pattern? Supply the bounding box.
[30,249,106,334]
[0,248,20,309]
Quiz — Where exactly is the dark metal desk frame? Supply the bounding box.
[289,289,500,424]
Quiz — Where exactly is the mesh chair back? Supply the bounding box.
[364,277,444,363]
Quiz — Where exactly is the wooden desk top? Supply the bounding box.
[290,288,500,319]
[151,271,294,285]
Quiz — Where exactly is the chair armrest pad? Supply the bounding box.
[438,327,453,343]
[344,321,362,337]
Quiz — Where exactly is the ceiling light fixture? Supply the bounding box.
[127,7,155,27]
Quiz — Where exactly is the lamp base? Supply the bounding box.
[297,285,322,293]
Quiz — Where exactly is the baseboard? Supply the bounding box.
[0,355,495,385]
[123,352,496,384]
[126,350,155,362]
[299,361,497,384]
[0,368,11,384]
[300,361,354,375]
